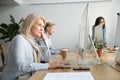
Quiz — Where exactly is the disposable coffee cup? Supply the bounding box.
[60,48,68,60]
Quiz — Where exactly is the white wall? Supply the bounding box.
[0,3,86,52]
[0,0,120,51]
[88,1,113,47]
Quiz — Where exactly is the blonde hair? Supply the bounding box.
[19,13,46,37]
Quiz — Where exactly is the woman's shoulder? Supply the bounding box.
[11,34,25,43]
[13,34,24,39]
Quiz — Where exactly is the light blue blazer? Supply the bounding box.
[2,35,49,80]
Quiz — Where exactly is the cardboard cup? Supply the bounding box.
[60,48,68,60]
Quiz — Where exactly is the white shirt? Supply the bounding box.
[2,35,49,80]
[37,33,60,62]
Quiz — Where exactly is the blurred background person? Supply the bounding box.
[92,16,107,47]
[37,22,60,63]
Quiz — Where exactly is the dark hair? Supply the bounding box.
[93,16,105,29]
[44,22,55,32]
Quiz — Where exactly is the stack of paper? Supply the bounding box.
[44,72,94,80]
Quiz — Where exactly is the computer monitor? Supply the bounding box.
[78,3,90,59]
[77,3,100,64]
[78,35,100,64]
[89,35,100,63]
[78,3,89,50]
[94,24,103,41]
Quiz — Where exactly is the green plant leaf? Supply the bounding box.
[18,18,24,24]
[0,28,6,34]
[5,39,11,42]
[0,15,24,43]
[94,37,104,50]
[0,35,9,40]
[10,15,15,24]
[0,23,8,29]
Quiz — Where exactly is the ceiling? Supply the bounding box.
[0,0,19,6]
[0,0,112,6]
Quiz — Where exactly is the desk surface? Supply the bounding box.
[29,52,120,80]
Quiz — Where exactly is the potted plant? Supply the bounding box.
[0,15,24,60]
[0,15,24,42]
[95,39,104,60]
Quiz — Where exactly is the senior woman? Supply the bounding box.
[1,13,65,80]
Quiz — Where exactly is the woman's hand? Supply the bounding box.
[48,60,70,69]
[41,32,46,41]
[48,61,64,69]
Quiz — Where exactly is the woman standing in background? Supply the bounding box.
[37,22,60,63]
[92,16,107,47]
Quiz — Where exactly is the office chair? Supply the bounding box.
[0,44,5,72]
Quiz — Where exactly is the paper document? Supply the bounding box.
[44,72,94,80]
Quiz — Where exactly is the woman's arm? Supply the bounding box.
[11,36,49,73]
